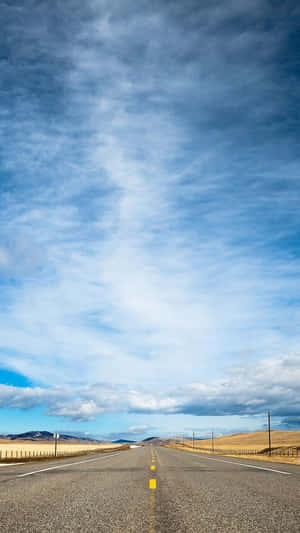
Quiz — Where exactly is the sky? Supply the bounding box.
[0,0,300,441]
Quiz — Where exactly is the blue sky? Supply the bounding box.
[0,0,300,441]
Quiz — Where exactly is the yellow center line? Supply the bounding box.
[149,491,155,533]
[149,478,156,489]
[149,451,157,531]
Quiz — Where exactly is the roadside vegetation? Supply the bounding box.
[0,441,125,463]
[166,430,300,466]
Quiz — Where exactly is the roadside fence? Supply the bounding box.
[177,441,300,457]
[0,447,102,461]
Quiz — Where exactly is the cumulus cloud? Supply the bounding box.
[279,417,300,429]
[126,425,151,434]
[1,352,299,423]
[101,425,155,441]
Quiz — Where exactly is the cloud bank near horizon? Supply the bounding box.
[1,352,299,428]
[1,0,300,429]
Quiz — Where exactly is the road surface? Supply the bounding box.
[0,446,299,532]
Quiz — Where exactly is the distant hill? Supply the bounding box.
[141,437,174,446]
[191,430,300,451]
[113,439,136,444]
[5,431,102,444]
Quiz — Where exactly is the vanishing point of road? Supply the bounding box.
[0,446,299,532]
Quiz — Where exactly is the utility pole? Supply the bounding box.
[192,432,195,449]
[211,431,214,453]
[268,411,271,456]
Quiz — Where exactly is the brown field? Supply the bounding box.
[168,430,300,466]
[0,440,121,461]
[192,430,300,450]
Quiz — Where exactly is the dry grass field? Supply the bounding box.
[193,430,300,450]
[0,440,121,461]
[168,430,300,466]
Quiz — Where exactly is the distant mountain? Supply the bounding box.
[141,437,179,446]
[5,431,101,443]
[7,431,54,441]
[113,439,136,444]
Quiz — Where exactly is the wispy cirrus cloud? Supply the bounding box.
[0,0,300,430]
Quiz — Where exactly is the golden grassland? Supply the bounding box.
[167,430,300,466]
[0,440,121,459]
[193,430,300,450]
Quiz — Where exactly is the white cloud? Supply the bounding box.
[127,425,151,434]
[0,247,10,269]
[0,0,300,427]
[0,352,299,422]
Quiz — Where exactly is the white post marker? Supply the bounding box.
[53,433,60,457]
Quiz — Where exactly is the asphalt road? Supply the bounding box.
[0,446,299,532]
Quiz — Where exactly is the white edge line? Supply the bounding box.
[186,451,292,475]
[16,452,123,478]
[0,463,25,467]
